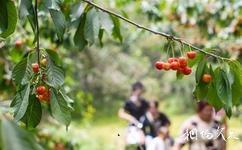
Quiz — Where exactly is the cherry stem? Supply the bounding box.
[82,0,232,62]
[35,0,40,66]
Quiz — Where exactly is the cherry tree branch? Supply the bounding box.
[82,0,231,61]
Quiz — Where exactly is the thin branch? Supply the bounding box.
[35,0,40,65]
[82,0,231,61]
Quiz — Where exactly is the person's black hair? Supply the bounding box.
[131,81,144,92]
[149,100,159,108]
[196,101,209,112]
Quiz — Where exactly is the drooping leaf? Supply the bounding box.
[11,83,31,121]
[74,13,87,50]
[49,9,66,39]
[84,8,100,45]
[111,15,123,42]
[50,89,72,127]
[1,118,43,150]
[229,61,242,105]
[45,49,60,64]
[99,12,114,35]
[19,0,36,33]
[21,95,42,128]
[45,56,65,88]
[0,0,17,38]
[214,68,232,108]
[12,58,32,85]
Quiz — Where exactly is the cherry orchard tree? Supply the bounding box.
[0,0,241,149]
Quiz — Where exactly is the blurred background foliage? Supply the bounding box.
[0,0,242,149]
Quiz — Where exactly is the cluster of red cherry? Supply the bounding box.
[32,58,50,103]
[155,51,196,75]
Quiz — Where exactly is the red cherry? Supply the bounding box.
[37,93,50,103]
[155,61,163,70]
[168,58,175,63]
[163,63,171,71]
[15,41,22,48]
[36,86,46,94]
[178,57,187,68]
[202,74,212,83]
[32,63,39,73]
[170,62,179,70]
[187,51,196,59]
[183,67,192,75]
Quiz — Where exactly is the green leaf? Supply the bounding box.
[20,0,36,33]
[1,118,43,150]
[0,0,17,38]
[21,95,42,128]
[11,83,31,121]
[74,13,87,50]
[207,84,223,111]
[84,9,100,45]
[111,15,123,42]
[45,49,60,64]
[215,68,232,108]
[98,29,104,47]
[176,72,184,80]
[195,61,206,83]
[45,56,65,88]
[12,58,32,85]
[50,89,72,127]
[229,61,242,105]
[98,12,114,35]
[49,9,66,39]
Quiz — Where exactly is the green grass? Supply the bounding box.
[44,108,242,150]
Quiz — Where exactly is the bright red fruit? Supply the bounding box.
[36,86,46,94]
[163,63,170,70]
[168,58,175,63]
[170,62,179,70]
[178,57,187,68]
[32,63,39,73]
[155,61,163,70]
[15,41,22,47]
[183,67,192,75]
[187,51,196,59]
[37,93,50,103]
[202,74,212,83]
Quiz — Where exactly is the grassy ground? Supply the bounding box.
[48,112,242,150]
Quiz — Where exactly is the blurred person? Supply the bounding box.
[140,100,171,146]
[174,101,226,150]
[118,82,149,150]
[147,126,173,150]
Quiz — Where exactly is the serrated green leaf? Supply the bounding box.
[45,57,65,88]
[45,49,60,64]
[50,89,72,127]
[1,118,43,150]
[215,68,232,108]
[12,58,32,85]
[84,8,100,45]
[229,61,242,105]
[74,13,87,50]
[11,83,31,121]
[0,0,17,38]
[111,15,123,42]
[21,95,42,128]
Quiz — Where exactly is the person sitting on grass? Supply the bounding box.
[118,81,149,150]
